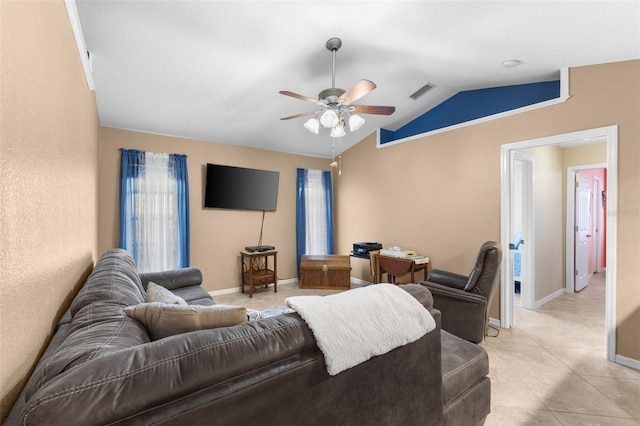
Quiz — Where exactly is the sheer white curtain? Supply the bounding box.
[304,169,328,255]
[135,153,179,273]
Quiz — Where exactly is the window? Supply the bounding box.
[296,168,334,274]
[120,149,190,273]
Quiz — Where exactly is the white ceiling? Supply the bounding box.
[75,1,640,159]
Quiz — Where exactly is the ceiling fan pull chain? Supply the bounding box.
[330,137,339,169]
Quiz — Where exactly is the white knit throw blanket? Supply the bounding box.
[286,284,435,376]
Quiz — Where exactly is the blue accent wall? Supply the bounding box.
[380,80,560,144]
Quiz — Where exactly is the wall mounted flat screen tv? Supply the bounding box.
[204,164,279,211]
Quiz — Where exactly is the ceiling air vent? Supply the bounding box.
[409,82,436,100]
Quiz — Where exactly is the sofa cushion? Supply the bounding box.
[172,285,214,305]
[441,330,489,403]
[25,301,150,400]
[147,281,188,305]
[443,376,491,426]
[124,303,247,340]
[70,249,145,316]
[139,267,203,291]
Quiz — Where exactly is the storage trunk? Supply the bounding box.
[299,255,351,290]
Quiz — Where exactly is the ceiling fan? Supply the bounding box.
[279,37,395,138]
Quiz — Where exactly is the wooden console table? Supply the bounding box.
[240,250,277,298]
[376,254,430,284]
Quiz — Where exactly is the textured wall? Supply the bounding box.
[337,60,640,361]
[519,145,565,302]
[97,127,329,292]
[0,1,98,418]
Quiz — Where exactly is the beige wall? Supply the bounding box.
[337,60,640,360]
[0,1,99,418]
[564,142,607,167]
[520,146,565,302]
[98,127,329,291]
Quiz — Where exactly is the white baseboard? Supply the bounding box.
[350,277,374,286]
[533,288,564,309]
[209,278,298,297]
[615,354,640,370]
[488,317,501,328]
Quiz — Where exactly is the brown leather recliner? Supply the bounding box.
[420,241,502,343]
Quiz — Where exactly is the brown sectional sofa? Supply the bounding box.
[5,249,489,425]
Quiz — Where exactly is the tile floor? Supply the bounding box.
[214,273,640,425]
[482,273,639,425]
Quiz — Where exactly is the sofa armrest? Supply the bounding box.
[399,283,440,328]
[420,281,486,304]
[419,281,487,343]
[139,267,203,291]
[399,283,434,309]
[426,269,469,290]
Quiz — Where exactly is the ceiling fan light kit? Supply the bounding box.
[304,117,320,134]
[319,109,339,128]
[279,37,395,140]
[348,113,365,132]
[330,123,346,138]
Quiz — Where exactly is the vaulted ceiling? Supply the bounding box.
[75,1,640,158]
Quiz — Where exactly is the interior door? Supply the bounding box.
[575,172,591,291]
[510,152,533,309]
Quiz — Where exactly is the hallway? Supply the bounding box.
[483,273,640,424]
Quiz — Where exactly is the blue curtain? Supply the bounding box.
[296,169,307,276]
[296,168,334,276]
[119,149,141,263]
[322,170,335,254]
[119,148,190,270]
[171,154,190,267]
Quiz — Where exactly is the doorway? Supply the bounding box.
[500,125,618,361]
[566,165,607,293]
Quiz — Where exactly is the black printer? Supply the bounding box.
[351,242,383,259]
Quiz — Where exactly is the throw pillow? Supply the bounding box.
[123,303,247,340]
[146,282,187,305]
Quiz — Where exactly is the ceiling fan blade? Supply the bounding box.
[280,111,317,120]
[279,90,318,104]
[352,105,396,115]
[338,79,376,104]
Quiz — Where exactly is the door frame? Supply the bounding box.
[500,125,617,361]
[566,164,606,294]
[593,175,605,273]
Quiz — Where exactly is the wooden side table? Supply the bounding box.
[240,250,277,298]
[376,255,430,284]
